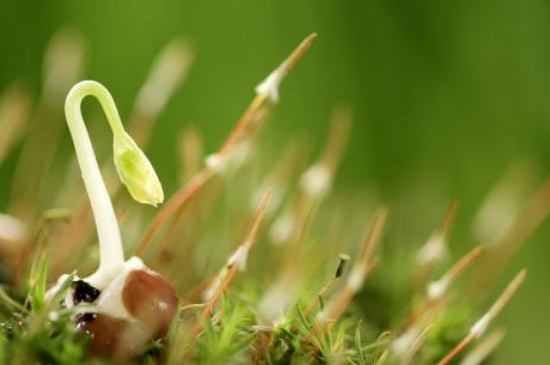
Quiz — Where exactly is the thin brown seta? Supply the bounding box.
[441,245,484,286]
[218,33,317,154]
[436,269,526,365]
[416,201,458,267]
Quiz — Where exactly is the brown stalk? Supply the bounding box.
[442,246,483,284]
[415,201,458,266]
[436,269,526,365]
[404,246,483,329]
[218,33,317,154]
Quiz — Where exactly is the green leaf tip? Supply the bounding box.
[114,131,164,206]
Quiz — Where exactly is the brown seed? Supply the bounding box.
[76,313,146,359]
[122,269,178,337]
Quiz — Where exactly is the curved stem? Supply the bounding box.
[65,80,125,285]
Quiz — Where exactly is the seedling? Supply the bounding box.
[47,80,176,359]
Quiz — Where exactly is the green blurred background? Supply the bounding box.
[1,0,549,363]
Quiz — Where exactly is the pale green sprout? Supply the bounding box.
[113,131,164,206]
[63,80,162,288]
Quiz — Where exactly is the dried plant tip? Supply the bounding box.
[335,254,350,279]
[436,269,526,365]
[470,269,526,338]
[416,201,458,265]
[348,208,388,291]
[304,253,350,316]
[255,33,317,102]
[218,33,316,155]
[427,246,483,300]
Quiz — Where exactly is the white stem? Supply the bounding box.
[65,80,125,286]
